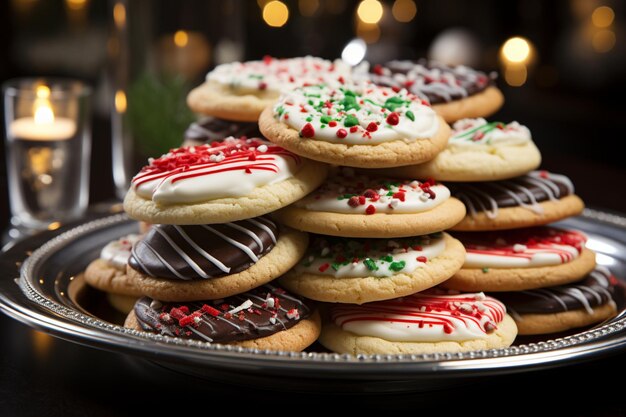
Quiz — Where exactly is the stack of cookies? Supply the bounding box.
[84,56,617,355]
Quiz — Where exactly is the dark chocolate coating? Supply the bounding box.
[184,117,262,145]
[128,217,278,280]
[134,284,311,343]
[494,267,615,314]
[367,59,495,104]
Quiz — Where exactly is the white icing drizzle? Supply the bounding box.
[153,227,210,279]
[200,225,259,262]
[100,234,142,270]
[172,226,231,274]
[449,118,531,148]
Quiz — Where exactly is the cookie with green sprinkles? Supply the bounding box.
[376,118,542,182]
[258,81,451,168]
[272,167,466,238]
[279,232,465,304]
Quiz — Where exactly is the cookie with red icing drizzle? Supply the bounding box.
[443,227,597,292]
[123,137,328,225]
[319,291,517,354]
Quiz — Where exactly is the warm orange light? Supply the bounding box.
[174,30,189,47]
[356,21,381,44]
[592,6,614,28]
[504,65,528,87]
[34,86,54,124]
[113,2,126,28]
[115,90,127,113]
[592,29,616,52]
[263,1,289,27]
[392,0,417,23]
[66,0,87,11]
[501,37,532,64]
[357,0,383,24]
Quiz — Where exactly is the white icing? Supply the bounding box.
[274,82,439,144]
[464,243,581,268]
[207,56,351,94]
[298,236,445,278]
[333,293,506,342]
[449,118,531,149]
[132,139,300,205]
[296,173,450,214]
[100,234,142,270]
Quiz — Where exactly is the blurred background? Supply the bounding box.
[1,0,625,232]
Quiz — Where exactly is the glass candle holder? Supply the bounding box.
[3,78,92,232]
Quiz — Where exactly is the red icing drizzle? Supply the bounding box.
[458,227,587,264]
[132,138,300,189]
[331,293,505,335]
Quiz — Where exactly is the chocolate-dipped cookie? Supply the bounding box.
[449,170,585,231]
[183,116,262,147]
[362,60,504,122]
[279,232,465,304]
[494,267,618,335]
[443,227,597,292]
[126,216,309,301]
[124,283,320,351]
[273,167,466,238]
[319,291,517,354]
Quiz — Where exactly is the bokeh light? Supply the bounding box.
[357,0,383,24]
[392,0,417,23]
[342,38,367,66]
[591,6,614,28]
[501,37,532,64]
[263,1,289,28]
[592,29,616,53]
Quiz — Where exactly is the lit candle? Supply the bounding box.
[9,86,77,141]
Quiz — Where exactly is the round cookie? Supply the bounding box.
[187,56,351,121]
[443,227,597,292]
[84,234,145,297]
[319,291,517,355]
[127,217,308,301]
[361,60,504,122]
[123,137,328,225]
[449,170,585,231]
[273,167,466,238]
[125,283,320,351]
[495,267,617,335]
[183,116,262,147]
[258,81,451,168]
[279,232,465,304]
[378,118,542,181]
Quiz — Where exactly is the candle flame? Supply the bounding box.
[34,86,55,124]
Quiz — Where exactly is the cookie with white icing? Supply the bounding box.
[449,170,585,231]
[377,118,541,181]
[258,81,451,168]
[273,167,466,237]
[123,137,327,225]
[443,227,597,292]
[125,217,308,301]
[361,60,504,123]
[84,234,145,297]
[319,291,517,354]
[187,56,352,121]
[279,232,465,304]
[494,267,617,335]
[124,283,321,351]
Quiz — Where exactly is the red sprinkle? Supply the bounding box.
[358,196,366,205]
[336,128,348,138]
[301,123,315,138]
[258,82,267,90]
[365,205,376,215]
[263,55,273,64]
[373,64,384,75]
[392,192,406,202]
[363,189,378,198]
[349,126,359,133]
[366,122,378,132]
[386,112,399,125]
[416,256,428,263]
[348,196,360,207]
[319,263,330,272]
[178,315,195,327]
[328,121,337,127]
[201,304,220,317]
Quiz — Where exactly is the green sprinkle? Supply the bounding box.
[341,94,361,112]
[363,258,378,271]
[386,191,394,196]
[320,115,333,124]
[276,105,285,116]
[389,261,406,272]
[305,93,321,98]
[405,111,415,121]
[364,98,382,107]
[320,124,326,129]
[383,96,406,112]
[248,74,263,79]
[331,263,341,271]
[381,255,393,263]
[306,116,313,122]
[302,261,312,267]
[344,114,359,127]
[482,267,490,273]
[308,99,314,106]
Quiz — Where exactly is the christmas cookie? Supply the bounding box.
[123,137,327,225]
[273,167,466,238]
[319,291,517,355]
[449,170,585,231]
[183,116,262,147]
[362,60,504,122]
[187,56,351,121]
[443,227,597,292]
[258,82,450,168]
[126,217,308,301]
[495,267,617,335]
[379,118,541,181]
[125,284,320,351]
[84,234,145,297]
[279,232,465,304]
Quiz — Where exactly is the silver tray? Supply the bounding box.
[2,208,626,392]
